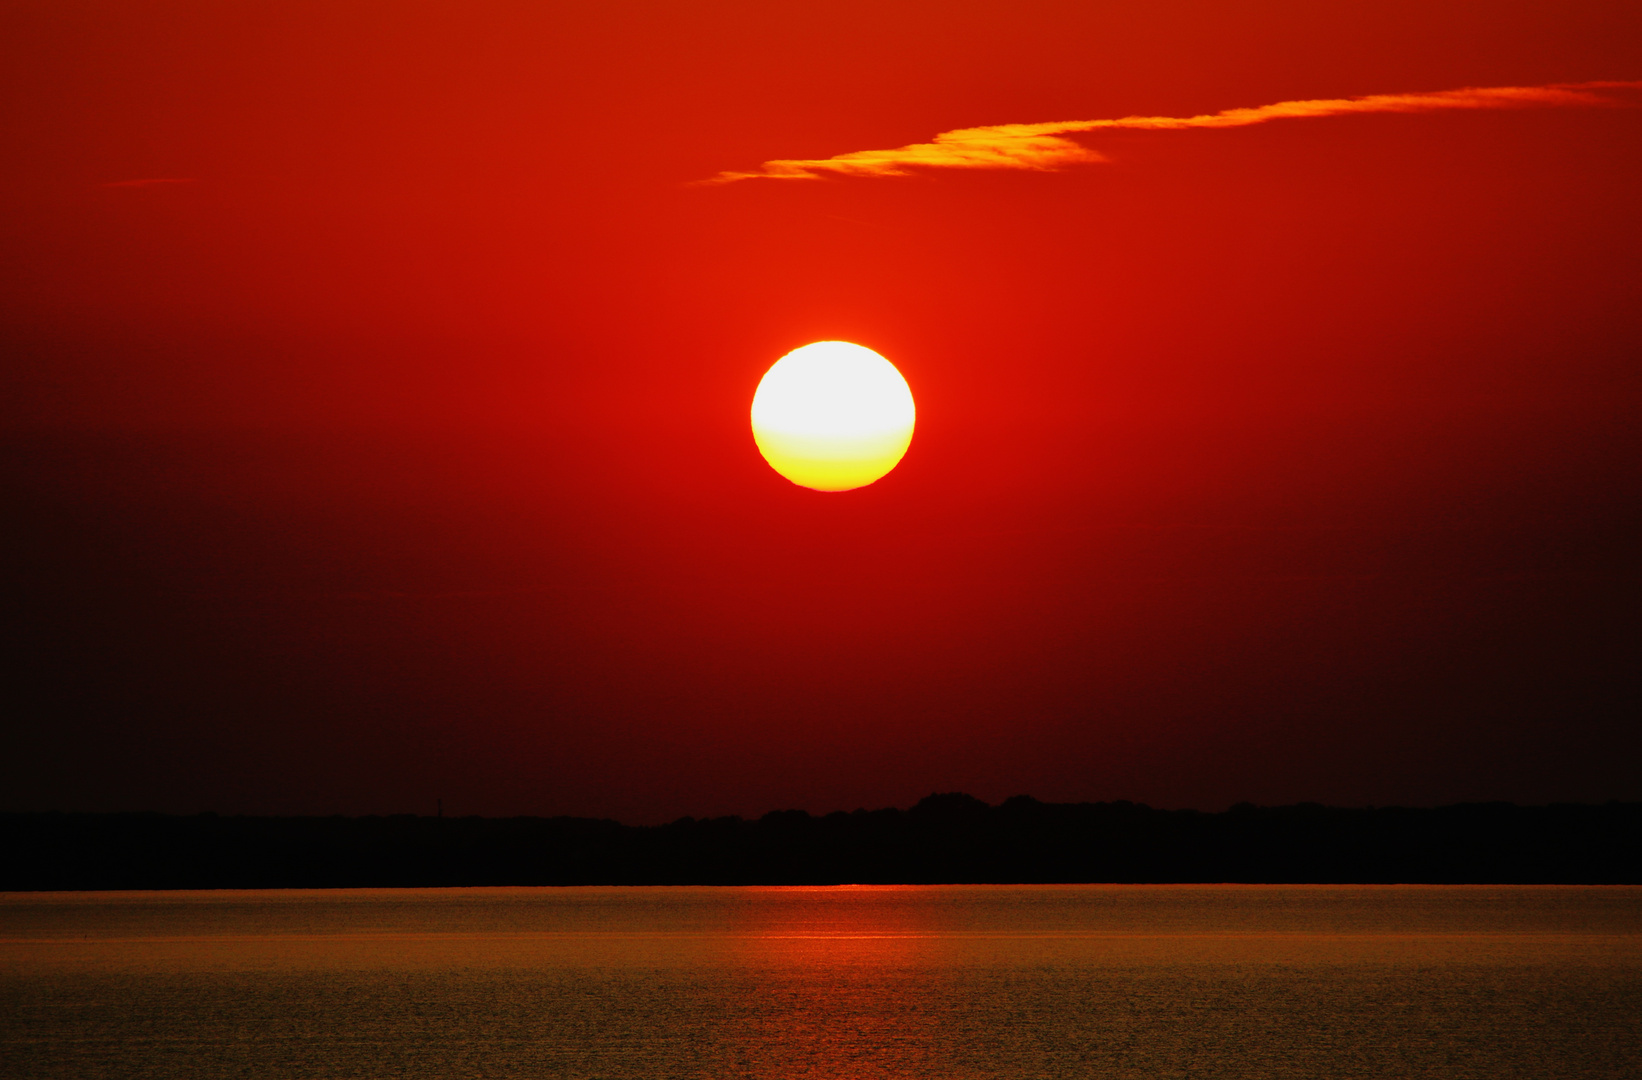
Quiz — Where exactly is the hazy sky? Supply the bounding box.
[3,0,1639,821]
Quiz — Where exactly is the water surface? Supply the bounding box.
[3,885,1639,1078]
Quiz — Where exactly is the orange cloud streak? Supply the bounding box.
[706,81,1642,183]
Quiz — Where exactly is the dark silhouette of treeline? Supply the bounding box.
[5,794,1639,889]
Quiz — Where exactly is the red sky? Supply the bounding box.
[3,0,1640,822]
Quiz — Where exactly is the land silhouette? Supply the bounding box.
[5,795,1638,890]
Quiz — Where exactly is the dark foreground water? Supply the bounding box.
[2,885,1639,1079]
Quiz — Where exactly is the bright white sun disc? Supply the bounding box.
[750,341,915,492]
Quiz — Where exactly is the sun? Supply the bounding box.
[750,341,916,492]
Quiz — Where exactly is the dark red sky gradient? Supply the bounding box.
[4,0,1640,822]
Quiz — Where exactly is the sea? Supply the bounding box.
[2,885,1639,1079]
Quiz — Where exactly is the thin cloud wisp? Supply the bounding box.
[705,81,1641,184]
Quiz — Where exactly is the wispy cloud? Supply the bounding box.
[705,81,1641,184]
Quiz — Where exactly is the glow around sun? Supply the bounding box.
[750,341,916,492]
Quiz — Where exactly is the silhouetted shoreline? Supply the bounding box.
[5,795,1639,890]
